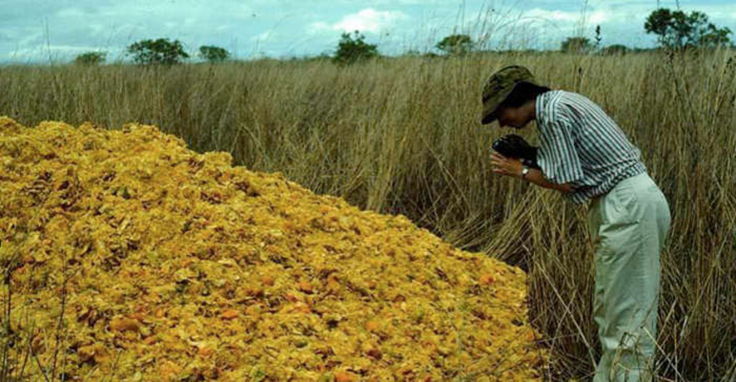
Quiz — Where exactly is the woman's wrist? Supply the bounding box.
[520,165,530,180]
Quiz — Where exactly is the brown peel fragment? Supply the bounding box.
[220,309,239,320]
[110,317,140,332]
[335,371,357,382]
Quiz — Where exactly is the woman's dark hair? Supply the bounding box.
[498,81,551,109]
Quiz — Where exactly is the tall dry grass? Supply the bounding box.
[1,50,735,380]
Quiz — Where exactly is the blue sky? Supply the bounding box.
[1,0,735,63]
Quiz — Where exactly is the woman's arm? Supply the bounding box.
[490,152,575,194]
[523,167,575,193]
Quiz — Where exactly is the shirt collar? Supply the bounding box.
[535,90,558,127]
[535,91,549,126]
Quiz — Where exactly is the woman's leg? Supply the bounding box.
[588,173,671,381]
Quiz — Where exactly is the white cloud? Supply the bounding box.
[309,22,331,33]
[586,11,607,24]
[309,8,408,34]
[250,31,273,42]
[55,8,87,18]
[522,8,608,24]
[524,9,578,22]
[335,9,408,32]
[3,0,733,62]
[362,0,443,3]
[10,44,102,59]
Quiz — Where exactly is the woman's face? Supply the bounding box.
[495,105,529,129]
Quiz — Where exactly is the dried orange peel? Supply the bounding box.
[0,117,547,381]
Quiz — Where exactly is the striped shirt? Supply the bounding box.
[535,90,646,205]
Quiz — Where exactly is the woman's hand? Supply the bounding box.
[491,152,523,178]
[491,151,576,193]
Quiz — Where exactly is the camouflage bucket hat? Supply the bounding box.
[480,65,537,124]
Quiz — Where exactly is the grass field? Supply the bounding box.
[1,50,735,380]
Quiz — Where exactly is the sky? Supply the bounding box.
[1,0,735,63]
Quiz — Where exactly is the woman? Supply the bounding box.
[482,65,671,381]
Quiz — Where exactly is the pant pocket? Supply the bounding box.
[600,186,639,227]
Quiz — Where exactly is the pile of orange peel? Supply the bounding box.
[0,117,546,381]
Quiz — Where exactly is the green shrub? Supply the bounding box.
[127,38,189,65]
[333,31,379,65]
[74,51,106,65]
[198,45,230,63]
[436,34,473,56]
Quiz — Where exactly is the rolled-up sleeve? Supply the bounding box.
[537,115,585,185]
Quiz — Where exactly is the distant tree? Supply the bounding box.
[295,53,332,63]
[594,25,603,49]
[436,34,473,55]
[127,38,189,65]
[630,47,658,54]
[333,31,379,65]
[600,44,629,55]
[645,8,733,50]
[198,45,230,62]
[561,37,593,53]
[74,51,106,65]
[697,26,733,48]
[312,52,333,62]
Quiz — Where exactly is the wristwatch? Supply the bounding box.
[520,165,530,179]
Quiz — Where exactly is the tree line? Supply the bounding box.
[74,7,733,66]
[74,40,229,65]
[561,8,732,54]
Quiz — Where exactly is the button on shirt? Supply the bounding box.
[535,90,647,205]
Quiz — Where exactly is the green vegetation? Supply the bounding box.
[74,51,106,65]
[600,44,629,55]
[436,34,474,56]
[645,8,733,49]
[2,50,735,380]
[2,6,736,381]
[560,37,593,54]
[332,31,379,65]
[127,38,190,65]
[198,45,230,63]
[593,25,602,49]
